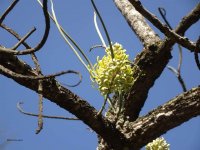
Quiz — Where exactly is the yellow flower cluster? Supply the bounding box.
[146,137,170,150]
[90,43,134,96]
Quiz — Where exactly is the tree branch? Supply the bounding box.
[114,0,161,48]
[11,27,36,50]
[0,0,50,55]
[194,37,200,70]
[114,1,200,121]
[0,0,19,24]
[128,0,199,52]
[122,86,200,149]
[1,23,32,49]
[0,53,130,150]
[17,102,79,120]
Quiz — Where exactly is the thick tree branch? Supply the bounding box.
[114,0,161,48]
[1,1,200,150]
[122,87,200,149]
[114,1,200,121]
[0,54,129,150]
[128,0,199,52]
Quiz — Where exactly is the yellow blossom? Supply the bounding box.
[89,43,134,96]
[146,137,170,150]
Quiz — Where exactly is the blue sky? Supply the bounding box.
[0,0,200,150]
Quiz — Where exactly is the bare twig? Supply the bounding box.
[1,23,82,87]
[1,23,31,49]
[0,0,19,24]
[31,53,42,74]
[62,75,82,87]
[194,36,200,70]
[128,0,198,52]
[159,7,187,92]
[158,7,184,72]
[29,51,44,134]
[0,65,82,80]
[177,44,183,73]
[167,66,187,92]
[35,80,43,134]
[11,27,36,50]
[0,0,50,55]
[17,102,79,120]
[158,8,172,30]
[89,45,106,52]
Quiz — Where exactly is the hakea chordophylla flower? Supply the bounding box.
[145,137,170,150]
[89,43,134,96]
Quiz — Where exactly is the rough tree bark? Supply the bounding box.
[0,0,200,150]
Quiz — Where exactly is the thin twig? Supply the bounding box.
[158,7,184,73]
[194,36,200,70]
[31,53,42,75]
[30,53,43,134]
[177,44,183,73]
[129,0,197,51]
[159,7,187,92]
[1,23,32,49]
[167,66,187,92]
[167,66,178,75]
[0,0,50,55]
[0,65,82,80]
[1,23,82,87]
[37,0,93,69]
[158,8,172,30]
[17,102,79,120]
[11,27,36,50]
[35,80,43,134]
[177,75,187,92]
[89,45,106,52]
[0,0,19,24]
[30,52,43,134]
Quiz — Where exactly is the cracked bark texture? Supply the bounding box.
[1,1,200,150]
[96,1,200,149]
[114,0,161,49]
[0,54,129,150]
[113,0,200,122]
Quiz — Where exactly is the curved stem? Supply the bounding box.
[0,0,50,55]
[94,12,106,47]
[91,0,114,59]
[37,0,93,70]
[50,0,90,72]
[17,102,79,120]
